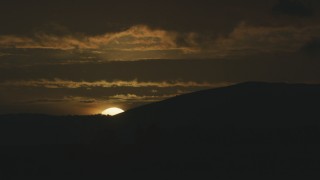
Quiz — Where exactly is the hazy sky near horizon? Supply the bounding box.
[1,0,320,114]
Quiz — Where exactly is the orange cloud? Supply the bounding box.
[1,79,232,89]
[3,23,318,59]
[109,94,178,102]
[0,25,198,53]
[19,94,181,107]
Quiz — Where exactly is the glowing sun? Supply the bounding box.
[102,107,124,116]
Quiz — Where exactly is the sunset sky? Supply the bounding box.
[1,0,320,115]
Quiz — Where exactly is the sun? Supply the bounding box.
[101,107,124,116]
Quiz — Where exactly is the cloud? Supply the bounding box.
[109,94,177,102]
[17,93,184,108]
[21,96,98,104]
[207,22,320,57]
[3,23,320,60]
[272,0,313,17]
[0,25,198,53]
[0,52,11,57]
[23,98,68,104]
[300,38,320,57]
[0,79,231,89]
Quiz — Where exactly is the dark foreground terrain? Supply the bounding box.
[1,82,320,178]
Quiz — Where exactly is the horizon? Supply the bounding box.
[2,81,318,116]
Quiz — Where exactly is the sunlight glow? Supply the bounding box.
[101,107,124,116]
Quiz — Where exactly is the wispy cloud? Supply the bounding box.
[2,23,319,60]
[109,94,177,102]
[207,22,320,57]
[0,79,231,89]
[0,52,11,57]
[0,25,198,53]
[19,94,181,106]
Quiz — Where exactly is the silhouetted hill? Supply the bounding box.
[109,82,320,175]
[1,82,320,177]
[0,114,115,145]
[112,82,320,143]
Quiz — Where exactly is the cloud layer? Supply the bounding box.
[207,23,320,57]
[1,79,230,89]
[2,23,320,61]
[0,25,197,53]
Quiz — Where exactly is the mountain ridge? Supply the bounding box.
[1,81,319,145]
[1,81,320,175]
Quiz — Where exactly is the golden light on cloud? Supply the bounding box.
[1,24,320,60]
[1,79,231,89]
[0,25,198,53]
[101,107,124,116]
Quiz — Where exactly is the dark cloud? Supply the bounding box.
[272,0,313,17]
[300,38,320,57]
[24,99,68,104]
[0,0,272,36]
[78,100,96,104]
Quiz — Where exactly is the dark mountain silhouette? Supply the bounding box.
[1,82,320,177]
[0,114,115,145]
[113,82,320,143]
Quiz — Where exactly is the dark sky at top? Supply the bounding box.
[0,0,274,34]
[0,0,320,114]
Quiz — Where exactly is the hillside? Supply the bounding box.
[1,82,320,176]
[112,82,320,144]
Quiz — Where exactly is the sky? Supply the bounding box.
[1,0,320,115]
